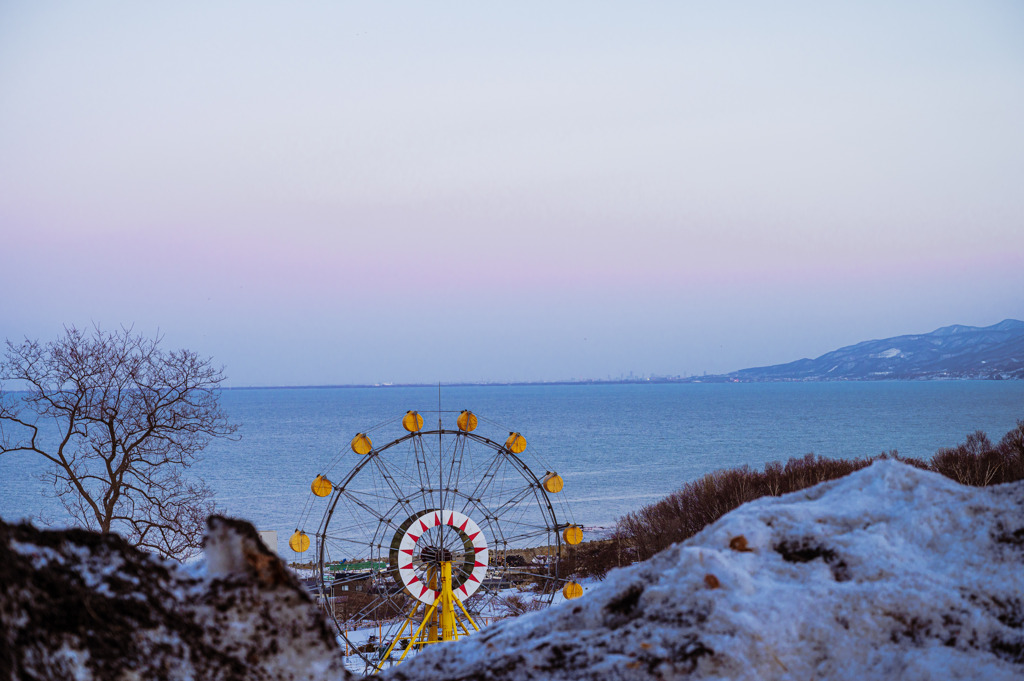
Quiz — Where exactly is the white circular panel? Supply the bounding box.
[395,509,489,605]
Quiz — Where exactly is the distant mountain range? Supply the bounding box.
[716,319,1024,382]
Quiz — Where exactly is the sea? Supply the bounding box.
[2,381,1023,557]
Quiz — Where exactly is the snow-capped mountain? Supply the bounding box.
[725,319,1024,381]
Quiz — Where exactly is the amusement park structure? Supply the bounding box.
[290,409,583,674]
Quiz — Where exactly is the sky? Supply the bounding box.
[1,1,1022,386]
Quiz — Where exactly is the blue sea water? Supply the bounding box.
[2,381,1023,557]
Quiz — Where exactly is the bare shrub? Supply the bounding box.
[933,438,1001,486]
[494,593,547,618]
[932,425,1024,486]
[615,452,887,565]
[997,419,1024,481]
[561,539,625,581]
[332,591,377,624]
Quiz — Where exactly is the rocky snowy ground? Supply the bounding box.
[2,461,1022,680]
[383,461,1024,681]
[0,515,352,681]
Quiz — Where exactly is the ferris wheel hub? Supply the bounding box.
[395,509,489,605]
[419,546,454,563]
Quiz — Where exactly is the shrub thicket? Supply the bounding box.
[561,539,630,580]
[581,419,1024,577]
[931,425,1024,486]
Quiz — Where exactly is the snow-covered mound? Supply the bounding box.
[0,515,351,681]
[384,461,1024,681]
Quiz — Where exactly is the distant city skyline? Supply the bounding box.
[1,2,1022,386]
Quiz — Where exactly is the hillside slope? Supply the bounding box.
[726,319,1024,381]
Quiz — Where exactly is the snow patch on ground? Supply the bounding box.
[383,461,1024,681]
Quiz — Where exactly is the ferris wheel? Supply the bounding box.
[290,409,583,675]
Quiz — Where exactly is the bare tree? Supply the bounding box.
[0,326,238,559]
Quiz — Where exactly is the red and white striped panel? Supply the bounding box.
[396,509,489,605]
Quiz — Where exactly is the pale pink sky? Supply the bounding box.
[1,2,1022,385]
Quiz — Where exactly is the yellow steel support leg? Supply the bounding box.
[454,593,481,632]
[428,567,438,643]
[396,599,440,663]
[439,561,457,641]
[374,601,422,672]
[378,560,479,672]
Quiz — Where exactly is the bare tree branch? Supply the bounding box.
[0,325,238,559]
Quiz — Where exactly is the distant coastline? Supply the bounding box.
[223,374,1021,391]
[225,318,1024,389]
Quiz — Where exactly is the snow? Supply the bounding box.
[383,461,1024,681]
[871,348,903,359]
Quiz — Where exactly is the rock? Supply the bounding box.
[0,514,351,681]
[381,461,1024,681]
